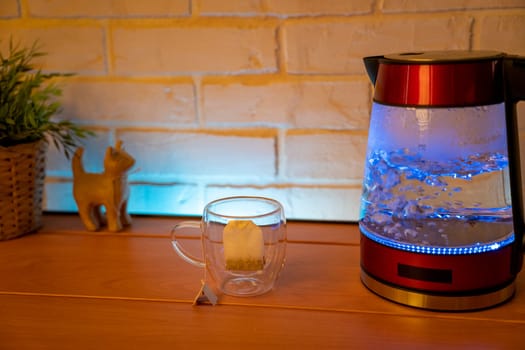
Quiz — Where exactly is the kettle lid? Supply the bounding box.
[384,50,505,63]
[371,50,506,107]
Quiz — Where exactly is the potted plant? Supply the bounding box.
[0,39,93,240]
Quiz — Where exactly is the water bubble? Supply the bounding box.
[360,147,513,250]
[404,229,418,238]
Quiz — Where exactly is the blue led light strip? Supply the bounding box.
[360,226,515,255]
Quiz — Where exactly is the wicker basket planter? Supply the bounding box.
[0,140,47,240]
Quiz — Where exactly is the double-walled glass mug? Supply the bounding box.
[171,196,287,297]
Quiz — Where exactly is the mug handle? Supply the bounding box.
[170,221,205,268]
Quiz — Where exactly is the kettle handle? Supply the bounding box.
[503,56,525,274]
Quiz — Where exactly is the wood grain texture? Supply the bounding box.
[2,294,524,350]
[1,214,524,349]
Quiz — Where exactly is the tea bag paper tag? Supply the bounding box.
[193,280,218,306]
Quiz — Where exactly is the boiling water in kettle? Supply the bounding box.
[359,104,515,255]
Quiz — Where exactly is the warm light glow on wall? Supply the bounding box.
[3,0,523,221]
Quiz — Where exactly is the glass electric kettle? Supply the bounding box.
[360,51,525,310]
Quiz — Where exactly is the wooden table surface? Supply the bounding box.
[1,214,524,349]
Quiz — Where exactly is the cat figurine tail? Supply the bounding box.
[72,140,136,232]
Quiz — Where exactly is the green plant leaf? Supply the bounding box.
[0,37,94,156]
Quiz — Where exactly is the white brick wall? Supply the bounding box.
[197,0,373,16]
[0,0,18,17]
[118,130,277,180]
[60,80,196,125]
[477,14,525,51]
[0,25,106,74]
[1,0,525,221]
[111,24,278,75]
[26,0,189,17]
[202,79,370,128]
[285,131,367,180]
[382,0,525,13]
[284,16,473,74]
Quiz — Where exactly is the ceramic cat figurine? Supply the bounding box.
[72,140,135,232]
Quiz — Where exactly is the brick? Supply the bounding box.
[288,186,362,221]
[129,183,200,215]
[112,25,277,75]
[27,0,189,17]
[46,130,112,175]
[44,180,201,216]
[0,0,19,17]
[284,17,472,74]
[205,186,290,212]
[202,79,369,129]
[285,131,367,179]
[202,80,292,126]
[44,180,78,212]
[383,0,525,13]
[0,26,106,74]
[60,81,196,126]
[116,131,277,178]
[291,80,369,129]
[198,0,372,16]
[477,15,525,55]
[205,185,363,220]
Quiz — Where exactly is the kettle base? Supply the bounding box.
[361,269,516,311]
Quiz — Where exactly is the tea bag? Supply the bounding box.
[223,220,264,271]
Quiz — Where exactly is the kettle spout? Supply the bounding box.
[363,55,383,85]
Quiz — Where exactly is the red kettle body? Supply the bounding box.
[359,51,525,311]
